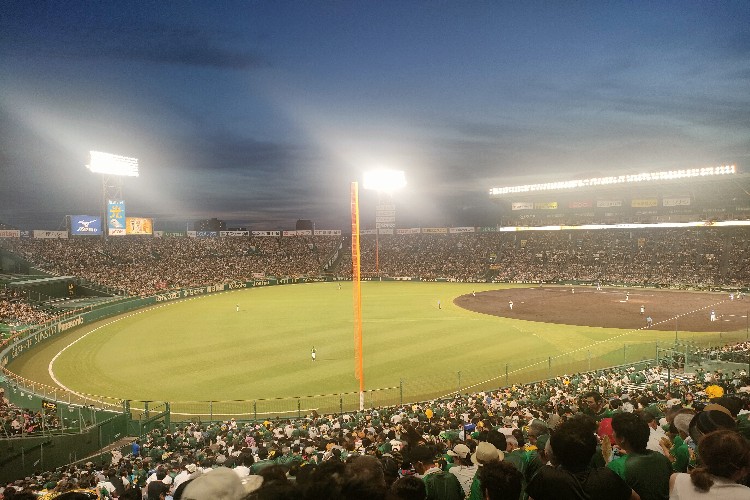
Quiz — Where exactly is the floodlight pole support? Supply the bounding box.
[101,175,123,241]
[375,227,380,276]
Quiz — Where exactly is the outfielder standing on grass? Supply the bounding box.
[311,346,316,362]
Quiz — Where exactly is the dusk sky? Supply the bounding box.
[2,1,749,231]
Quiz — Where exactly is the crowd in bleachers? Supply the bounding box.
[0,289,57,328]
[701,341,750,365]
[0,387,60,439]
[2,228,750,497]
[348,227,750,287]
[1,228,748,310]
[2,350,750,499]
[0,236,341,298]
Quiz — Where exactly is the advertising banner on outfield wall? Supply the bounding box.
[69,216,102,236]
[597,200,623,208]
[314,230,342,236]
[0,230,20,238]
[422,228,448,234]
[631,198,658,208]
[512,202,534,211]
[220,230,250,237]
[663,197,691,207]
[107,200,126,236]
[568,200,593,209]
[534,202,558,210]
[378,228,394,235]
[33,230,68,239]
[361,229,377,235]
[397,228,421,234]
[158,231,186,237]
[477,226,498,232]
[449,227,475,233]
[283,230,297,236]
[252,230,281,236]
[126,217,153,235]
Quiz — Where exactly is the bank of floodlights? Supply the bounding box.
[363,169,407,194]
[489,164,736,196]
[86,151,139,177]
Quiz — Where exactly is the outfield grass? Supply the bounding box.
[8,282,739,410]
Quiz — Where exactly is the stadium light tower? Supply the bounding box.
[86,151,139,239]
[363,169,407,275]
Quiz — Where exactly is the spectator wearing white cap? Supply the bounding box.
[447,443,476,496]
[181,467,245,500]
[467,442,504,500]
[173,463,200,491]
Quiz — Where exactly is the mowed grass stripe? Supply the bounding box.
[9,282,722,403]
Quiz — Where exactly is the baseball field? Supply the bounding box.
[6,282,749,416]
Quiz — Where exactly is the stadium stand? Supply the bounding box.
[0,346,748,497]
[2,227,749,297]
[344,227,750,287]
[1,228,750,496]
[0,235,342,297]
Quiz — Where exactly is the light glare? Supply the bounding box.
[363,170,407,193]
[489,164,736,196]
[87,151,139,177]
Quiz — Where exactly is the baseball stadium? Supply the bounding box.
[2,163,750,489]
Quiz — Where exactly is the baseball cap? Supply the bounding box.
[446,444,470,459]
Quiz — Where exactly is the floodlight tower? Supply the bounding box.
[363,170,407,275]
[86,151,139,239]
[351,170,406,411]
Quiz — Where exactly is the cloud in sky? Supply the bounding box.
[1,1,749,230]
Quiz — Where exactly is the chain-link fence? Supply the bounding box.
[4,328,749,423]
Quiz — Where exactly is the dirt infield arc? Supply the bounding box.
[455,286,749,332]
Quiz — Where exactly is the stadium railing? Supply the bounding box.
[3,321,749,422]
[114,335,748,421]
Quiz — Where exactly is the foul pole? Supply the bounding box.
[351,182,365,410]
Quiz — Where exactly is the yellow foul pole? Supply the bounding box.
[350,182,364,410]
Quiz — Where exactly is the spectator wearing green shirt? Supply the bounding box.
[608,412,672,500]
[477,461,523,500]
[581,391,614,422]
[660,412,694,473]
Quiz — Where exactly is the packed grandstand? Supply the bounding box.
[1,219,750,498]
[0,346,749,499]
[2,225,750,322]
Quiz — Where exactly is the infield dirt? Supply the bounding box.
[455,286,748,333]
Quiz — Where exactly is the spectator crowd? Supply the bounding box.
[2,227,749,307]
[1,236,342,298]
[2,348,750,499]
[0,289,57,329]
[1,227,750,498]
[348,226,750,287]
